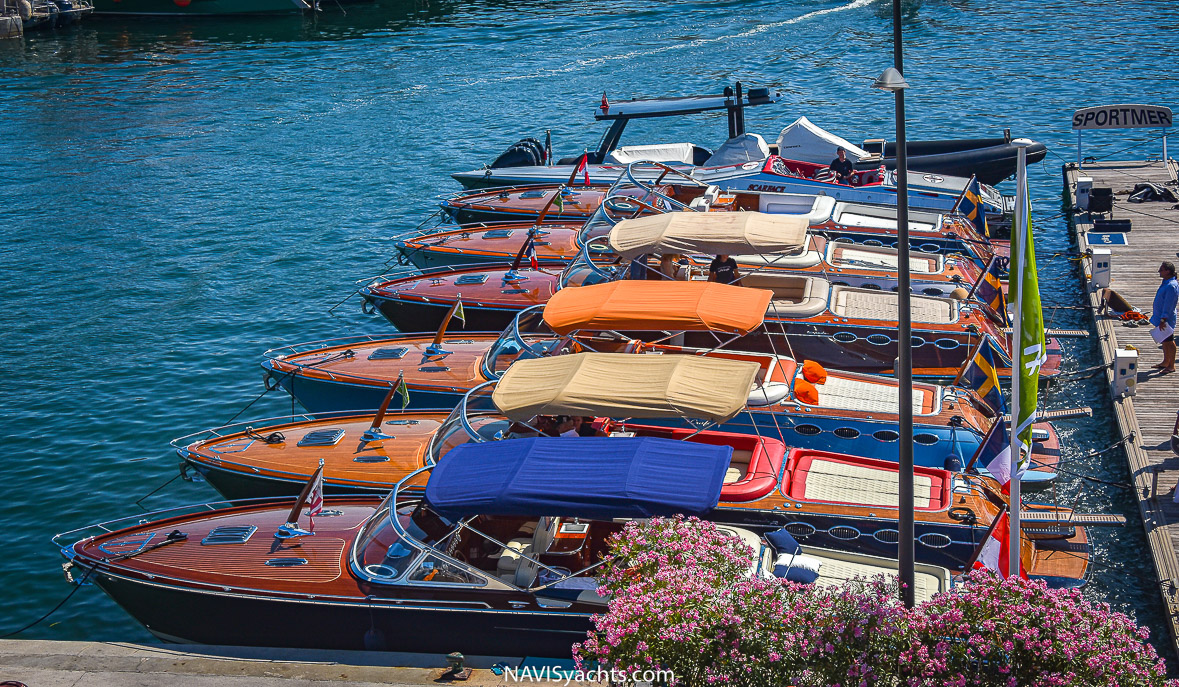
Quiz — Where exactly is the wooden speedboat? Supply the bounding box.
[261,325,1062,483]
[439,183,678,226]
[57,437,1092,655]
[393,222,584,270]
[398,206,984,293]
[359,261,1050,380]
[435,167,997,266]
[173,409,456,500]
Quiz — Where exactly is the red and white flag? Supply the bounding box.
[306,465,324,533]
[972,509,1028,580]
[575,153,590,186]
[973,419,1026,495]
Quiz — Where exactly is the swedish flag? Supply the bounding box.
[957,336,1007,416]
[954,174,990,238]
[970,256,1009,326]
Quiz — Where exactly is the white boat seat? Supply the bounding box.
[748,381,791,407]
[830,286,956,323]
[735,250,822,269]
[496,538,532,582]
[532,516,558,555]
[827,243,942,274]
[514,554,539,589]
[804,374,932,414]
[688,196,711,211]
[739,275,830,317]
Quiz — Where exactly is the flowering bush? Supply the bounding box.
[573,516,1176,687]
[897,568,1173,687]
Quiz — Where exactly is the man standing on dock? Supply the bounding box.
[1150,261,1178,373]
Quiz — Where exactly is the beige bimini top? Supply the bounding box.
[607,211,809,259]
[491,353,760,424]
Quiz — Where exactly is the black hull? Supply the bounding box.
[860,140,1049,186]
[187,460,395,501]
[362,292,518,333]
[89,570,593,657]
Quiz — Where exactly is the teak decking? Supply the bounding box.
[1064,158,1179,653]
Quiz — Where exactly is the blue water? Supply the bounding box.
[2,0,1178,660]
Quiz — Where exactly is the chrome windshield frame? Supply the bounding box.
[480,306,563,380]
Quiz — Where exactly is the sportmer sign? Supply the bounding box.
[1072,104,1173,167]
[1073,104,1172,130]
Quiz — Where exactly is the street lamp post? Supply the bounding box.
[874,30,915,607]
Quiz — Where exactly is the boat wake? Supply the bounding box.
[451,0,880,89]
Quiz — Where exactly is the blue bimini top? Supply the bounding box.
[424,436,731,521]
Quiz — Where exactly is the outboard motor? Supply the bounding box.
[489,137,546,169]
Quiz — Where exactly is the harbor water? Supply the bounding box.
[1,0,1177,658]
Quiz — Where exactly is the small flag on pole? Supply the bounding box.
[306,460,324,533]
[453,299,466,327]
[575,152,590,186]
[600,92,609,115]
[971,506,1027,580]
[970,257,1010,326]
[553,190,564,212]
[525,236,539,270]
[394,372,410,410]
[954,175,990,238]
[957,336,1007,416]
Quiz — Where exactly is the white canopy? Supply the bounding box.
[704,134,771,167]
[775,117,870,164]
[609,143,697,165]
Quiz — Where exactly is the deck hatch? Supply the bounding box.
[201,525,258,546]
[455,274,490,285]
[298,429,345,447]
[265,558,308,567]
[518,191,546,199]
[482,229,515,239]
[368,347,409,360]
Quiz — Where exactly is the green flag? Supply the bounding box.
[395,373,410,410]
[1008,178,1046,476]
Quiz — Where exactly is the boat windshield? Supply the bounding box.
[424,382,515,465]
[481,307,569,380]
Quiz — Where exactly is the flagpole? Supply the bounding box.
[1008,142,1030,578]
[872,0,914,608]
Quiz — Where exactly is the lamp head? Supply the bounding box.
[873,67,910,92]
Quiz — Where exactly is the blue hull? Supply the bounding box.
[262,361,462,415]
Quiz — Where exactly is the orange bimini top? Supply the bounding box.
[542,280,773,335]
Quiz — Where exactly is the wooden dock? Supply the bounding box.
[1063,159,1179,652]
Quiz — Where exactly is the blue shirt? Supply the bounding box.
[1151,276,1179,328]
